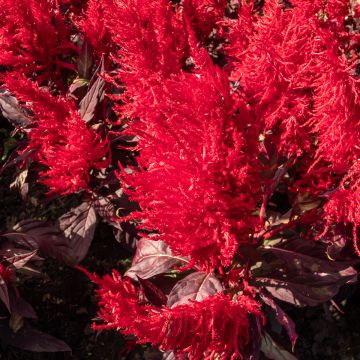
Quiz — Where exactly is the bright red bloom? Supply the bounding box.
[226,0,316,157]
[77,0,112,57]
[121,51,262,269]
[308,30,360,172]
[0,0,76,86]
[3,74,110,195]
[223,0,360,255]
[88,269,263,360]
[323,161,360,254]
[100,0,189,118]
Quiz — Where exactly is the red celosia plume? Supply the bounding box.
[120,50,262,269]
[323,161,360,254]
[87,269,263,360]
[99,0,189,118]
[3,74,110,195]
[0,0,76,86]
[77,0,112,57]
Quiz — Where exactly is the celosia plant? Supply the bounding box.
[1,0,360,358]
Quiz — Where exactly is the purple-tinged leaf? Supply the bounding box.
[244,316,262,360]
[126,239,188,280]
[68,78,89,95]
[326,235,347,260]
[167,272,223,308]
[5,249,38,269]
[254,239,358,306]
[10,220,72,262]
[9,165,29,200]
[162,352,187,360]
[94,194,130,229]
[9,289,37,319]
[57,202,97,264]
[0,148,33,177]
[0,93,30,127]
[77,39,93,79]
[79,57,104,123]
[261,292,297,348]
[260,333,297,360]
[93,195,116,223]
[0,325,71,352]
[162,352,176,360]
[260,158,295,223]
[94,194,139,247]
[291,192,323,215]
[261,278,342,307]
[9,313,24,333]
[137,276,167,307]
[0,275,10,312]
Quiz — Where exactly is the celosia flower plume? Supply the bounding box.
[0,0,76,86]
[3,74,110,195]
[120,49,262,269]
[87,269,263,360]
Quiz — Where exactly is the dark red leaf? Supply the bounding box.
[254,239,357,306]
[0,325,71,352]
[5,249,38,269]
[94,194,139,247]
[9,289,37,319]
[261,292,297,348]
[0,92,30,127]
[9,166,29,200]
[68,78,89,95]
[93,196,116,222]
[0,148,33,177]
[162,352,178,360]
[10,220,72,262]
[126,239,189,280]
[137,276,167,307]
[79,57,104,123]
[167,272,223,308]
[326,235,347,260]
[57,202,97,264]
[0,275,10,312]
[94,193,138,227]
[260,332,297,360]
[77,39,94,79]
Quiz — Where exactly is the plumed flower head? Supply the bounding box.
[323,161,360,254]
[121,51,262,269]
[0,0,76,86]
[88,269,263,360]
[226,0,316,157]
[103,0,188,91]
[3,74,110,195]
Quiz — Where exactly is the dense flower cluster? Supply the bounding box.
[1,0,360,358]
[3,74,110,195]
[0,0,76,87]
[225,0,360,246]
[87,269,263,360]
[120,51,262,269]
